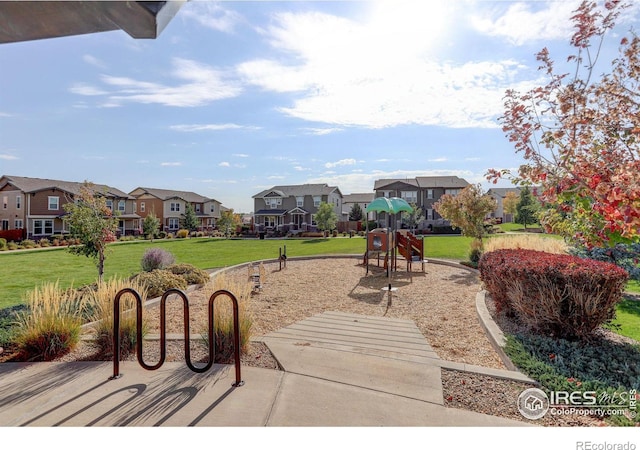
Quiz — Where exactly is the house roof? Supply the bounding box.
[253,184,342,199]
[0,175,133,199]
[415,176,470,189]
[373,179,420,190]
[130,187,219,204]
[0,1,184,44]
[343,193,375,204]
[254,209,287,216]
[486,187,522,198]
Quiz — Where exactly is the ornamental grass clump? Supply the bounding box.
[166,263,210,285]
[15,281,84,361]
[131,270,188,299]
[83,277,149,358]
[140,247,175,272]
[479,249,629,340]
[201,272,253,363]
[484,234,568,254]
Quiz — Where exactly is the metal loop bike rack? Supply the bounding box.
[109,287,244,387]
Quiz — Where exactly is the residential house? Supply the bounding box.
[0,175,139,239]
[129,187,222,233]
[342,193,375,221]
[486,186,540,223]
[252,183,343,233]
[373,176,470,229]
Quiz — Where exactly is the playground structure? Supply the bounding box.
[364,228,426,275]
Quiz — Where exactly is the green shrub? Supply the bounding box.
[7,241,18,250]
[141,247,175,272]
[0,305,27,347]
[505,333,640,425]
[131,270,188,299]
[479,249,628,339]
[0,238,6,251]
[166,263,210,285]
[83,277,149,358]
[468,239,483,265]
[176,229,189,239]
[38,238,50,247]
[14,282,84,361]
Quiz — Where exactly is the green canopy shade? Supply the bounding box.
[365,197,413,215]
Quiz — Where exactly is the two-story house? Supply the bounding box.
[373,176,470,229]
[0,175,139,239]
[342,193,375,221]
[129,187,222,233]
[252,183,343,233]
[486,186,540,223]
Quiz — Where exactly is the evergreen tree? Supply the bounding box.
[349,203,364,221]
[181,203,199,232]
[516,186,539,230]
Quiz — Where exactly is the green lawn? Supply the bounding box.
[0,235,473,309]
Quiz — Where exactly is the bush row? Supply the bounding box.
[478,249,629,340]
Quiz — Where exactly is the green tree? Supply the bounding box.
[142,211,160,240]
[217,209,238,238]
[433,183,497,243]
[315,202,338,234]
[181,203,199,232]
[402,203,425,233]
[515,186,540,230]
[63,182,118,282]
[348,203,363,221]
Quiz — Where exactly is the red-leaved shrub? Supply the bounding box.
[478,249,628,340]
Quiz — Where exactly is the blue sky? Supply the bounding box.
[1,0,638,213]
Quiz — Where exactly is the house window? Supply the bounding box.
[2,196,6,209]
[401,191,417,204]
[117,200,126,212]
[296,196,304,207]
[105,199,113,211]
[140,202,145,212]
[15,219,23,229]
[48,196,59,210]
[16,195,21,209]
[445,189,460,196]
[170,202,180,212]
[210,203,215,213]
[1,220,7,230]
[427,209,433,220]
[195,204,201,213]
[133,202,137,213]
[427,189,434,200]
[168,218,179,229]
[267,198,281,209]
[33,219,53,235]
[265,216,276,228]
[313,196,321,207]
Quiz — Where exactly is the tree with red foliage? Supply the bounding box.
[488,1,640,247]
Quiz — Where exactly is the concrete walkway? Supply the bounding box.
[0,311,534,427]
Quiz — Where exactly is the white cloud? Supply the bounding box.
[74,58,241,107]
[233,153,250,158]
[428,157,448,162]
[0,154,18,160]
[294,166,309,171]
[325,158,357,169]
[180,2,242,33]
[69,83,107,96]
[219,162,231,167]
[237,4,524,129]
[470,1,580,46]
[268,175,286,180]
[83,54,107,69]
[170,123,260,132]
[161,162,182,167]
[303,127,344,136]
